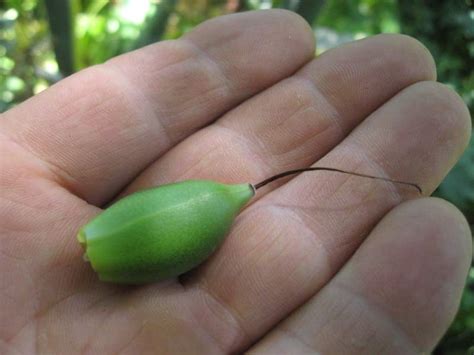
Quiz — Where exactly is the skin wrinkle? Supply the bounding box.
[120,39,232,141]
[267,283,413,354]
[0,131,80,200]
[257,104,334,160]
[0,339,24,355]
[36,265,91,304]
[211,124,273,183]
[331,280,420,353]
[32,281,118,350]
[78,292,126,354]
[134,285,225,354]
[223,206,297,272]
[188,292,239,355]
[5,73,162,204]
[268,202,353,276]
[274,327,321,354]
[256,203,329,261]
[182,306,227,355]
[184,12,315,90]
[125,283,225,355]
[293,75,346,138]
[193,283,250,354]
[148,73,230,140]
[108,39,192,70]
[164,143,221,183]
[293,200,388,266]
[300,149,405,217]
[183,21,245,60]
[217,74,343,172]
[115,321,148,355]
[238,225,294,304]
[161,146,222,183]
[1,251,37,348]
[96,64,172,148]
[1,195,45,343]
[5,315,35,348]
[285,154,376,211]
[0,199,42,234]
[310,39,435,121]
[106,41,194,89]
[35,266,94,312]
[181,38,234,94]
[165,83,231,130]
[344,144,406,201]
[108,40,231,126]
[12,89,119,178]
[0,249,26,263]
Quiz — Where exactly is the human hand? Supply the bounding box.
[1,10,472,354]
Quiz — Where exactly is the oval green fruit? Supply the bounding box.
[78,180,255,284]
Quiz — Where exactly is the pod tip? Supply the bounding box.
[77,230,87,248]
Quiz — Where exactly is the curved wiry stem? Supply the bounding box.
[254,167,422,194]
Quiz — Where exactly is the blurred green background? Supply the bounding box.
[0,0,473,352]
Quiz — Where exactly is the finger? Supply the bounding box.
[250,198,472,354]
[123,34,436,198]
[183,81,471,352]
[0,10,314,205]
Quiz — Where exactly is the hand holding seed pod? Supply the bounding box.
[78,168,421,284]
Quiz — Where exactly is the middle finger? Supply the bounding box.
[124,34,435,197]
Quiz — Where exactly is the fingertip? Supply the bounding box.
[388,197,472,264]
[185,9,316,62]
[362,33,437,82]
[268,9,316,54]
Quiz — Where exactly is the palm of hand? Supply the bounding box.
[1,10,471,355]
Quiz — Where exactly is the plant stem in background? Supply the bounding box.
[132,0,177,50]
[44,0,76,77]
[281,0,326,26]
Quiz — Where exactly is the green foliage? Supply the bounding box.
[0,0,52,111]
[0,0,473,352]
[318,0,400,34]
[437,137,474,225]
[399,0,474,112]
[278,0,326,26]
[131,0,176,50]
[435,267,474,354]
[435,138,474,354]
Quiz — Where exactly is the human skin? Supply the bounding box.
[0,9,472,355]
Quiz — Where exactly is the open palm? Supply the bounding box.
[1,10,472,354]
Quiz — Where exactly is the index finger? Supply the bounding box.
[0,10,315,205]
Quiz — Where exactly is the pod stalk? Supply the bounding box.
[253,167,422,194]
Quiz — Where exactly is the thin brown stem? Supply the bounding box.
[254,167,422,194]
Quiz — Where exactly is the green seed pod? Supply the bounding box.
[77,167,421,284]
[78,180,254,284]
